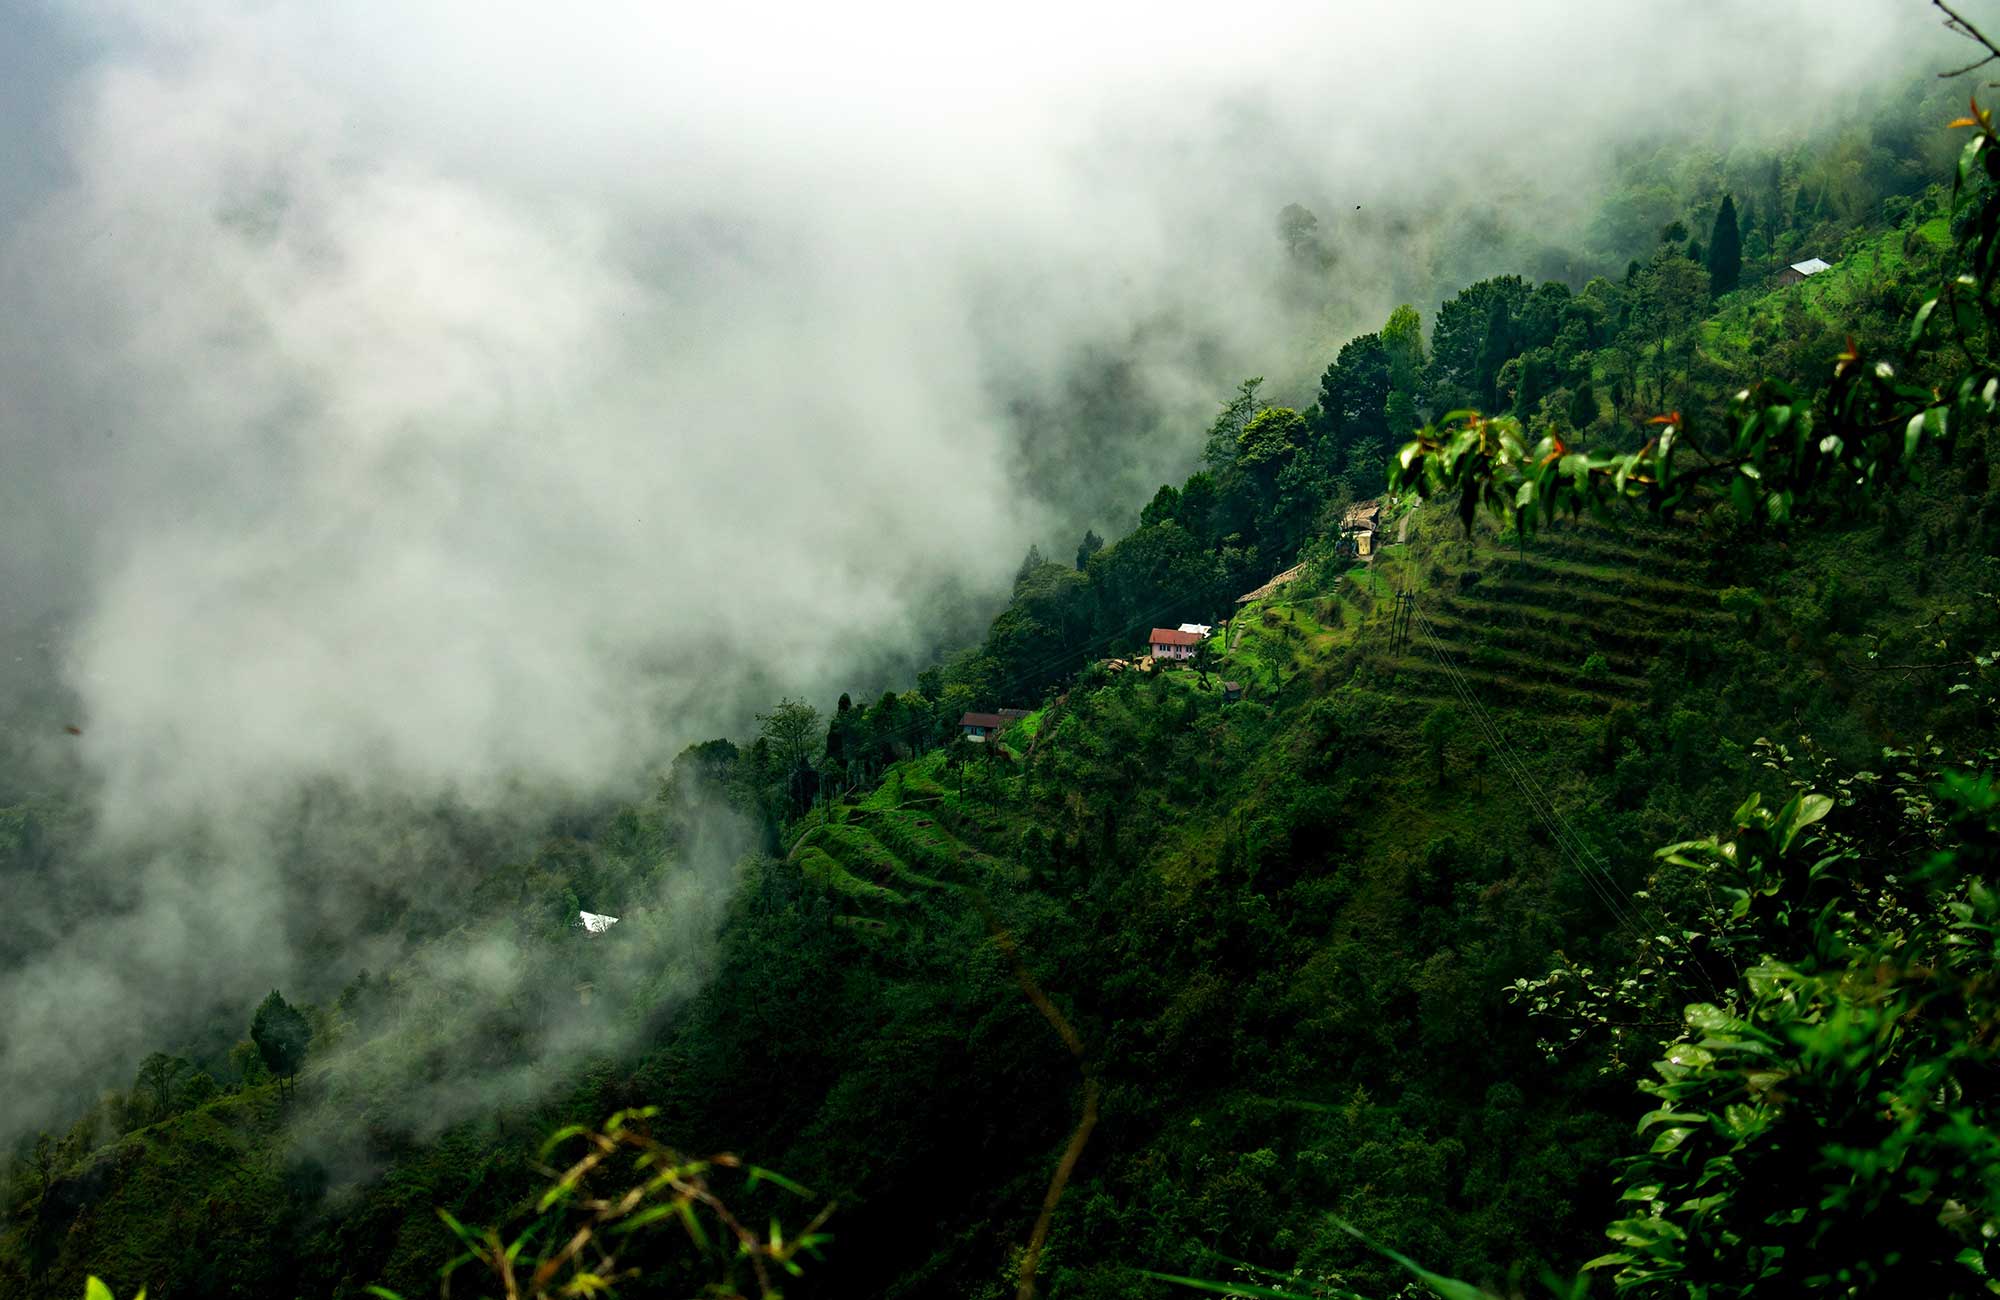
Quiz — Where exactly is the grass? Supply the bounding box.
[818,821,951,891]
[1700,216,1952,361]
[794,843,906,907]
[1223,599,1343,694]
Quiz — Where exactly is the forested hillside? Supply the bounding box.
[7,38,2000,1300]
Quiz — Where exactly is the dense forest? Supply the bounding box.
[10,20,2000,1300]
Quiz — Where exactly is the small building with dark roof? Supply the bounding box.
[1339,499,1386,558]
[960,708,1031,741]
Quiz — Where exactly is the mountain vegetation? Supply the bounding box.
[8,44,2000,1300]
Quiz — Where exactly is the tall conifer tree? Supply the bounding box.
[1707,193,1742,295]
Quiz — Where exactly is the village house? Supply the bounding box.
[1148,627,1203,660]
[959,708,1031,741]
[1339,499,1385,558]
[1222,680,1244,704]
[1777,257,1832,287]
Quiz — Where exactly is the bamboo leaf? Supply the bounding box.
[1329,1219,1500,1300]
[1134,1269,1355,1300]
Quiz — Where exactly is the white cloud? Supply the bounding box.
[0,0,1954,1138]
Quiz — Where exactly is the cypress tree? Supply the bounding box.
[1567,381,1597,433]
[1015,544,1045,584]
[1476,293,1514,408]
[1707,193,1742,295]
[250,990,311,1101]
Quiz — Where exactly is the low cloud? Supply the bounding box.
[0,0,1955,1141]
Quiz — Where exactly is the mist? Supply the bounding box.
[0,0,1953,1142]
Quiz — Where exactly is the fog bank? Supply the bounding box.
[0,0,1951,1139]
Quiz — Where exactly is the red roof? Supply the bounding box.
[961,710,1028,729]
[1149,628,1202,646]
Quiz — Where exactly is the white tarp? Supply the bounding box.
[578,910,620,934]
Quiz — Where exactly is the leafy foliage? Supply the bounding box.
[1390,101,2000,539]
[1577,731,2000,1295]
[366,1108,829,1300]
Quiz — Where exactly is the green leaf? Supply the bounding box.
[1133,1270,1349,1300]
[606,1203,680,1236]
[1910,297,1938,346]
[1650,1125,1694,1154]
[1778,792,1834,853]
[745,1165,815,1198]
[1684,1003,1738,1033]
[537,1176,578,1214]
[537,1124,592,1158]
[1666,1041,1715,1068]
[675,1198,711,1253]
[435,1207,484,1253]
[1329,1219,1500,1300]
[86,1281,115,1300]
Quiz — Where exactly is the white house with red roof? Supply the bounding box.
[1149,627,1202,660]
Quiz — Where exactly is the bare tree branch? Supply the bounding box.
[1938,0,2000,76]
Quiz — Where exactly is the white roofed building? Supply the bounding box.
[1778,257,1832,286]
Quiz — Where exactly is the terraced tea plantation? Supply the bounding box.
[784,754,1027,931]
[1394,515,1726,719]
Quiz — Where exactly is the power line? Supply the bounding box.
[1407,598,1725,1005]
[1410,600,1644,931]
[1405,601,1650,938]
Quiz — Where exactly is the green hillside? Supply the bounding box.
[9,67,2000,1300]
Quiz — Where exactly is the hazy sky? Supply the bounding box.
[0,0,1956,1138]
